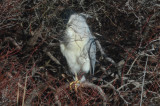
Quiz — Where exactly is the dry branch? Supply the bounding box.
[95,39,117,67]
[4,37,21,50]
[55,81,107,105]
[44,51,61,65]
[24,83,46,106]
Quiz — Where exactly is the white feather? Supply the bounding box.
[60,13,96,81]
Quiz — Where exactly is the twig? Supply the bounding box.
[143,11,160,38]
[17,82,20,105]
[95,37,124,78]
[95,39,117,66]
[144,37,160,48]
[4,37,21,50]
[54,93,62,106]
[127,55,140,74]
[101,79,129,105]
[54,83,69,105]
[22,74,28,106]
[81,81,107,105]
[24,83,46,106]
[55,81,107,105]
[27,27,42,47]
[117,60,125,77]
[140,56,148,106]
[45,51,61,65]
[80,13,92,18]
[101,77,118,88]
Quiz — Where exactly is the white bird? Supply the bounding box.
[60,9,96,87]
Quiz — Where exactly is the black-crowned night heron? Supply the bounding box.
[60,9,96,90]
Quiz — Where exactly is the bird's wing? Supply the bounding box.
[87,37,96,75]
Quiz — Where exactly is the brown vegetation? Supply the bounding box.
[0,0,160,105]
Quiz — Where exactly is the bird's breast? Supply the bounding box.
[65,28,88,51]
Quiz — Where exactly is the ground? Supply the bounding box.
[0,0,160,105]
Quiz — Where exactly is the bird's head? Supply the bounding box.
[60,9,93,39]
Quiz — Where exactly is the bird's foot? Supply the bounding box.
[69,79,80,92]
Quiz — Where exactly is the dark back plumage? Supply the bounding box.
[60,9,75,24]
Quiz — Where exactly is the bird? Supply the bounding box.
[60,9,96,90]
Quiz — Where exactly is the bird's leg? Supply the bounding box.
[74,73,80,91]
[70,72,80,91]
